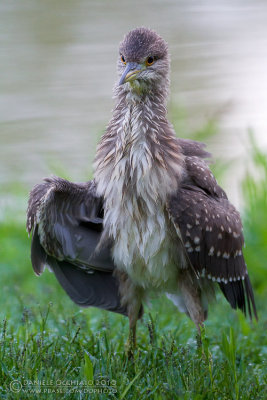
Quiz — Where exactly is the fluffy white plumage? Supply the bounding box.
[95,91,185,291]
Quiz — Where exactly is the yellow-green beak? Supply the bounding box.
[119,62,143,85]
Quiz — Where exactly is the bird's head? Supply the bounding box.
[118,27,169,94]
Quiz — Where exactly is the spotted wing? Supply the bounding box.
[27,176,127,315]
[167,155,257,319]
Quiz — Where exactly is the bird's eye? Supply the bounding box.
[146,56,154,66]
[121,55,126,64]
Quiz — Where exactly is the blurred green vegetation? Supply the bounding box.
[0,134,266,399]
[242,134,267,294]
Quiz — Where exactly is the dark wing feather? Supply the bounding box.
[31,226,47,276]
[27,176,113,272]
[168,155,257,319]
[27,176,126,316]
[47,257,127,315]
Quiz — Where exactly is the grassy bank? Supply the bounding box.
[0,144,266,399]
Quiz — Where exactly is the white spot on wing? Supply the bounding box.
[208,246,214,256]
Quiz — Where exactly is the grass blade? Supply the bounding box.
[120,371,142,399]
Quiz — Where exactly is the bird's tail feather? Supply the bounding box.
[219,275,258,320]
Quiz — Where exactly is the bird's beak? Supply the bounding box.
[119,62,143,85]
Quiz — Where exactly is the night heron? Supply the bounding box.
[27,27,257,353]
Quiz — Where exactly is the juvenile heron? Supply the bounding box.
[27,28,257,351]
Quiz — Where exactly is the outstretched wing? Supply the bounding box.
[27,176,127,315]
[167,153,257,319]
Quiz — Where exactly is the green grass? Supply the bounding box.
[0,142,267,399]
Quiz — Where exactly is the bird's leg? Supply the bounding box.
[126,293,143,359]
[129,323,136,347]
[179,271,205,335]
[127,318,137,359]
[114,270,143,358]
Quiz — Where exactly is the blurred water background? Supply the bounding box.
[1,0,267,208]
